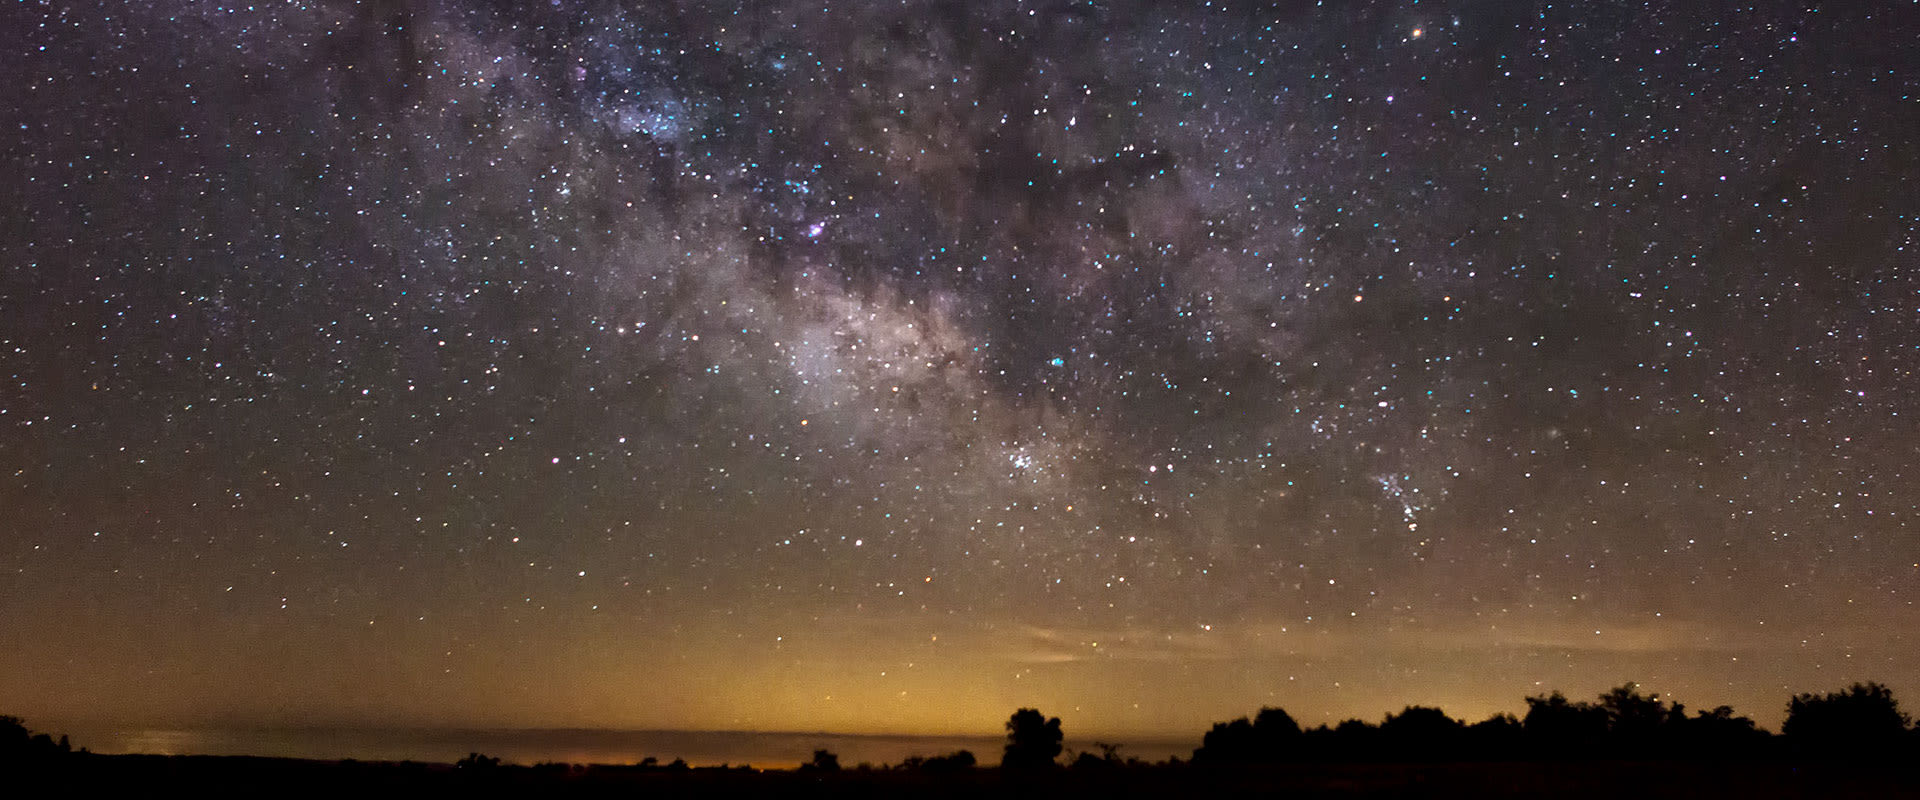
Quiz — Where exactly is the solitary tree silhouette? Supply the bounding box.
[1003,708,1063,770]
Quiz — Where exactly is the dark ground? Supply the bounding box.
[12,755,1920,799]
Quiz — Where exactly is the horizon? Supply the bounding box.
[27,674,1875,741]
[38,721,1194,768]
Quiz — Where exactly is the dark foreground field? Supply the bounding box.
[13,755,1919,799]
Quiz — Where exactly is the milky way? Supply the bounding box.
[1,1,1914,736]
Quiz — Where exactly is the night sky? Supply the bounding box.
[2,0,1915,740]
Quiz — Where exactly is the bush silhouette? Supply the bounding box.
[932,749,977,772]
[902,750,975,773]
[1003,708,1063,770]
[1069,741,1128,771]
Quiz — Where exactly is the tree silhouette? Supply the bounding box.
[1069,750,1114,771]
[1522,691,1609,756]
[1251,707,1304,761]
[1784,682,1910,757]
[1671,704,1768,759]
[1193,706,1302,764]
[1002,708,1063,770]
[1194,717,1257,764]
[1599,684,1668,736]
[801,749,841,771]
[1596,682,1671,756]
[904,750,976,773]
[0,716,27,750]
[1,715,74,768]
[1379,705,1463,760]
[1299,718,1383,761]
[1464,713,1525,757]
[454,752,500,770]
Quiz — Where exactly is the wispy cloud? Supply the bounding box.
[986,614,1906,665]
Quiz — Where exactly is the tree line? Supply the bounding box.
[773,681,1916,773]
[1187,681,1913,765]
[1,717,75,762]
